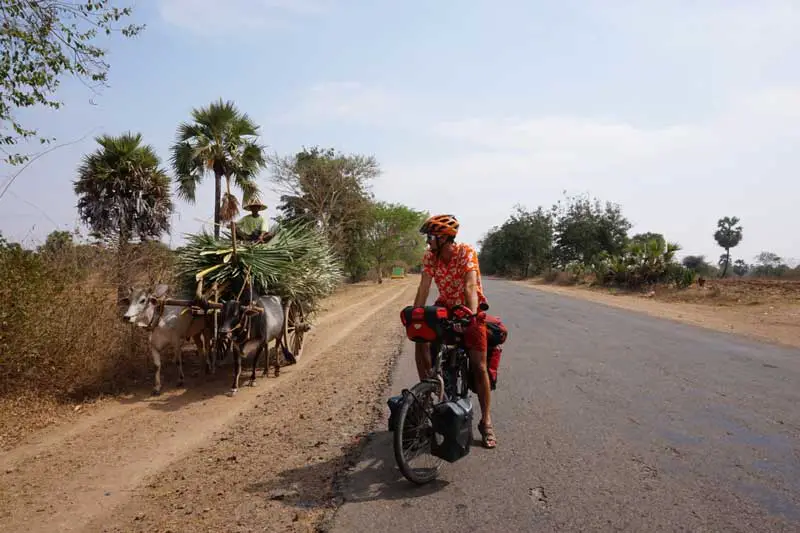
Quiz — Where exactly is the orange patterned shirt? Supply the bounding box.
[422,242,487,309]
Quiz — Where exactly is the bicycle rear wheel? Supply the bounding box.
[393,380,443,485]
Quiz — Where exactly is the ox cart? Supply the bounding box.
[162,287,309,367]
[124,218,340,395]
[159,275,312,392]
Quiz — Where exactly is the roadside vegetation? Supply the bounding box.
[0,135,426,411]
[0,3,427,418]
[479,194,800,293]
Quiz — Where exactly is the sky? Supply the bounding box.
[1,0,799,265]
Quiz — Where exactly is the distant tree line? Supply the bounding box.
[478,195,799,288]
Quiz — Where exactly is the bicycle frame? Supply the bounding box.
[424,340,470,402]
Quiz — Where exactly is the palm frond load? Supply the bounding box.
[175,221,342,310]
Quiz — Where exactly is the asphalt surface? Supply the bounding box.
[330,279,800,532]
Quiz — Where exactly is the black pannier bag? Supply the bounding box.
[387,394,403,431]
[430,397,473,462]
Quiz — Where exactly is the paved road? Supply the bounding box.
[330,279,800,532]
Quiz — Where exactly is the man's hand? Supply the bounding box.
[254,231,274,244]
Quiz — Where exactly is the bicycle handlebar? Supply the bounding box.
[439,305,482,335]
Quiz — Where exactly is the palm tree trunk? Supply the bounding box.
[214,170,222,239]
[721,249,730,278]
[116,228,130,304]
[225,175,237,256]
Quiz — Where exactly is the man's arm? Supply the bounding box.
[413,272,432,307]
[254,216,273,242]
[464,270,479,314]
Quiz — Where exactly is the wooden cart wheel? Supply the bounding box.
[282,300,307,364]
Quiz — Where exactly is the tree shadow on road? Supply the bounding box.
[243,429,450,515]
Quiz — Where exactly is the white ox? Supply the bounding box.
[122,284,214,395]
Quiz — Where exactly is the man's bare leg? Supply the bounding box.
[469,348,495,447]
[415,342,432,381]
[468,349,492,424]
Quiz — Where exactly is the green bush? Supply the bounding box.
[591,237,693,289]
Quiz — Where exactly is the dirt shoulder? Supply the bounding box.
[518,278,800,349]
[0,278,418,533]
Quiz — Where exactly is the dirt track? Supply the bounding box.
[0,278,417,533]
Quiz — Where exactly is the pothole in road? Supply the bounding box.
[529,486,548,509]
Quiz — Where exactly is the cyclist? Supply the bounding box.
[412,214,496,449]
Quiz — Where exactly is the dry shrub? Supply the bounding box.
[0,242,175,402]
[553,271,578,286]
[651,278,800,307]
[542,270,559,283]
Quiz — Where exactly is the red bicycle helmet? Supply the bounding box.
[419,214,459,237]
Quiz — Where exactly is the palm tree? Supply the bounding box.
[74,132,173,297]
[714,216,743,278]
[74,132,173,245]
[170,99,267,239]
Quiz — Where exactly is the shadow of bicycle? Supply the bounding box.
[244,429,450,513]
[337,430,451,503]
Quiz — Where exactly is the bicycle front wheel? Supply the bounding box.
[393,380,443,485]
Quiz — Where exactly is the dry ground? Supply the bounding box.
[521,277,800,349]
[0,277,418,533]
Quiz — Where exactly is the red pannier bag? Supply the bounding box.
[485,314,507,390]
[487,345,502,390]
[466,314,508,392]
[400,305,449,343]
[485,314,508,346]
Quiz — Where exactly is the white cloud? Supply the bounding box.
[432,117,695,164]
[262,0,800,259]
[158,0,332,33]
[276,82,413,127]
[363,86,800,259]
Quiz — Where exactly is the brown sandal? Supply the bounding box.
[478,420,497,449]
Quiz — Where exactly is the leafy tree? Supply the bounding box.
[38,230,74,255]
[552,194,631,268]
[476,226,504,275]
[682,254,711,274]
[752,251,787,277]
[75,132,172,243]
[74,132,173,295]
[755,251,781,266]
[269,146,379,280]
[0,1,144,164]
[478,205,553,277]
[0,231,22,253]
[171,99,266,239]
[341,227,372,283]
[364,201,427,282]
[631,232,665,249]
[714,216,743,278]
[732,259,749,277]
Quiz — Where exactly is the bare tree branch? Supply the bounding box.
[0,128,98,201]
